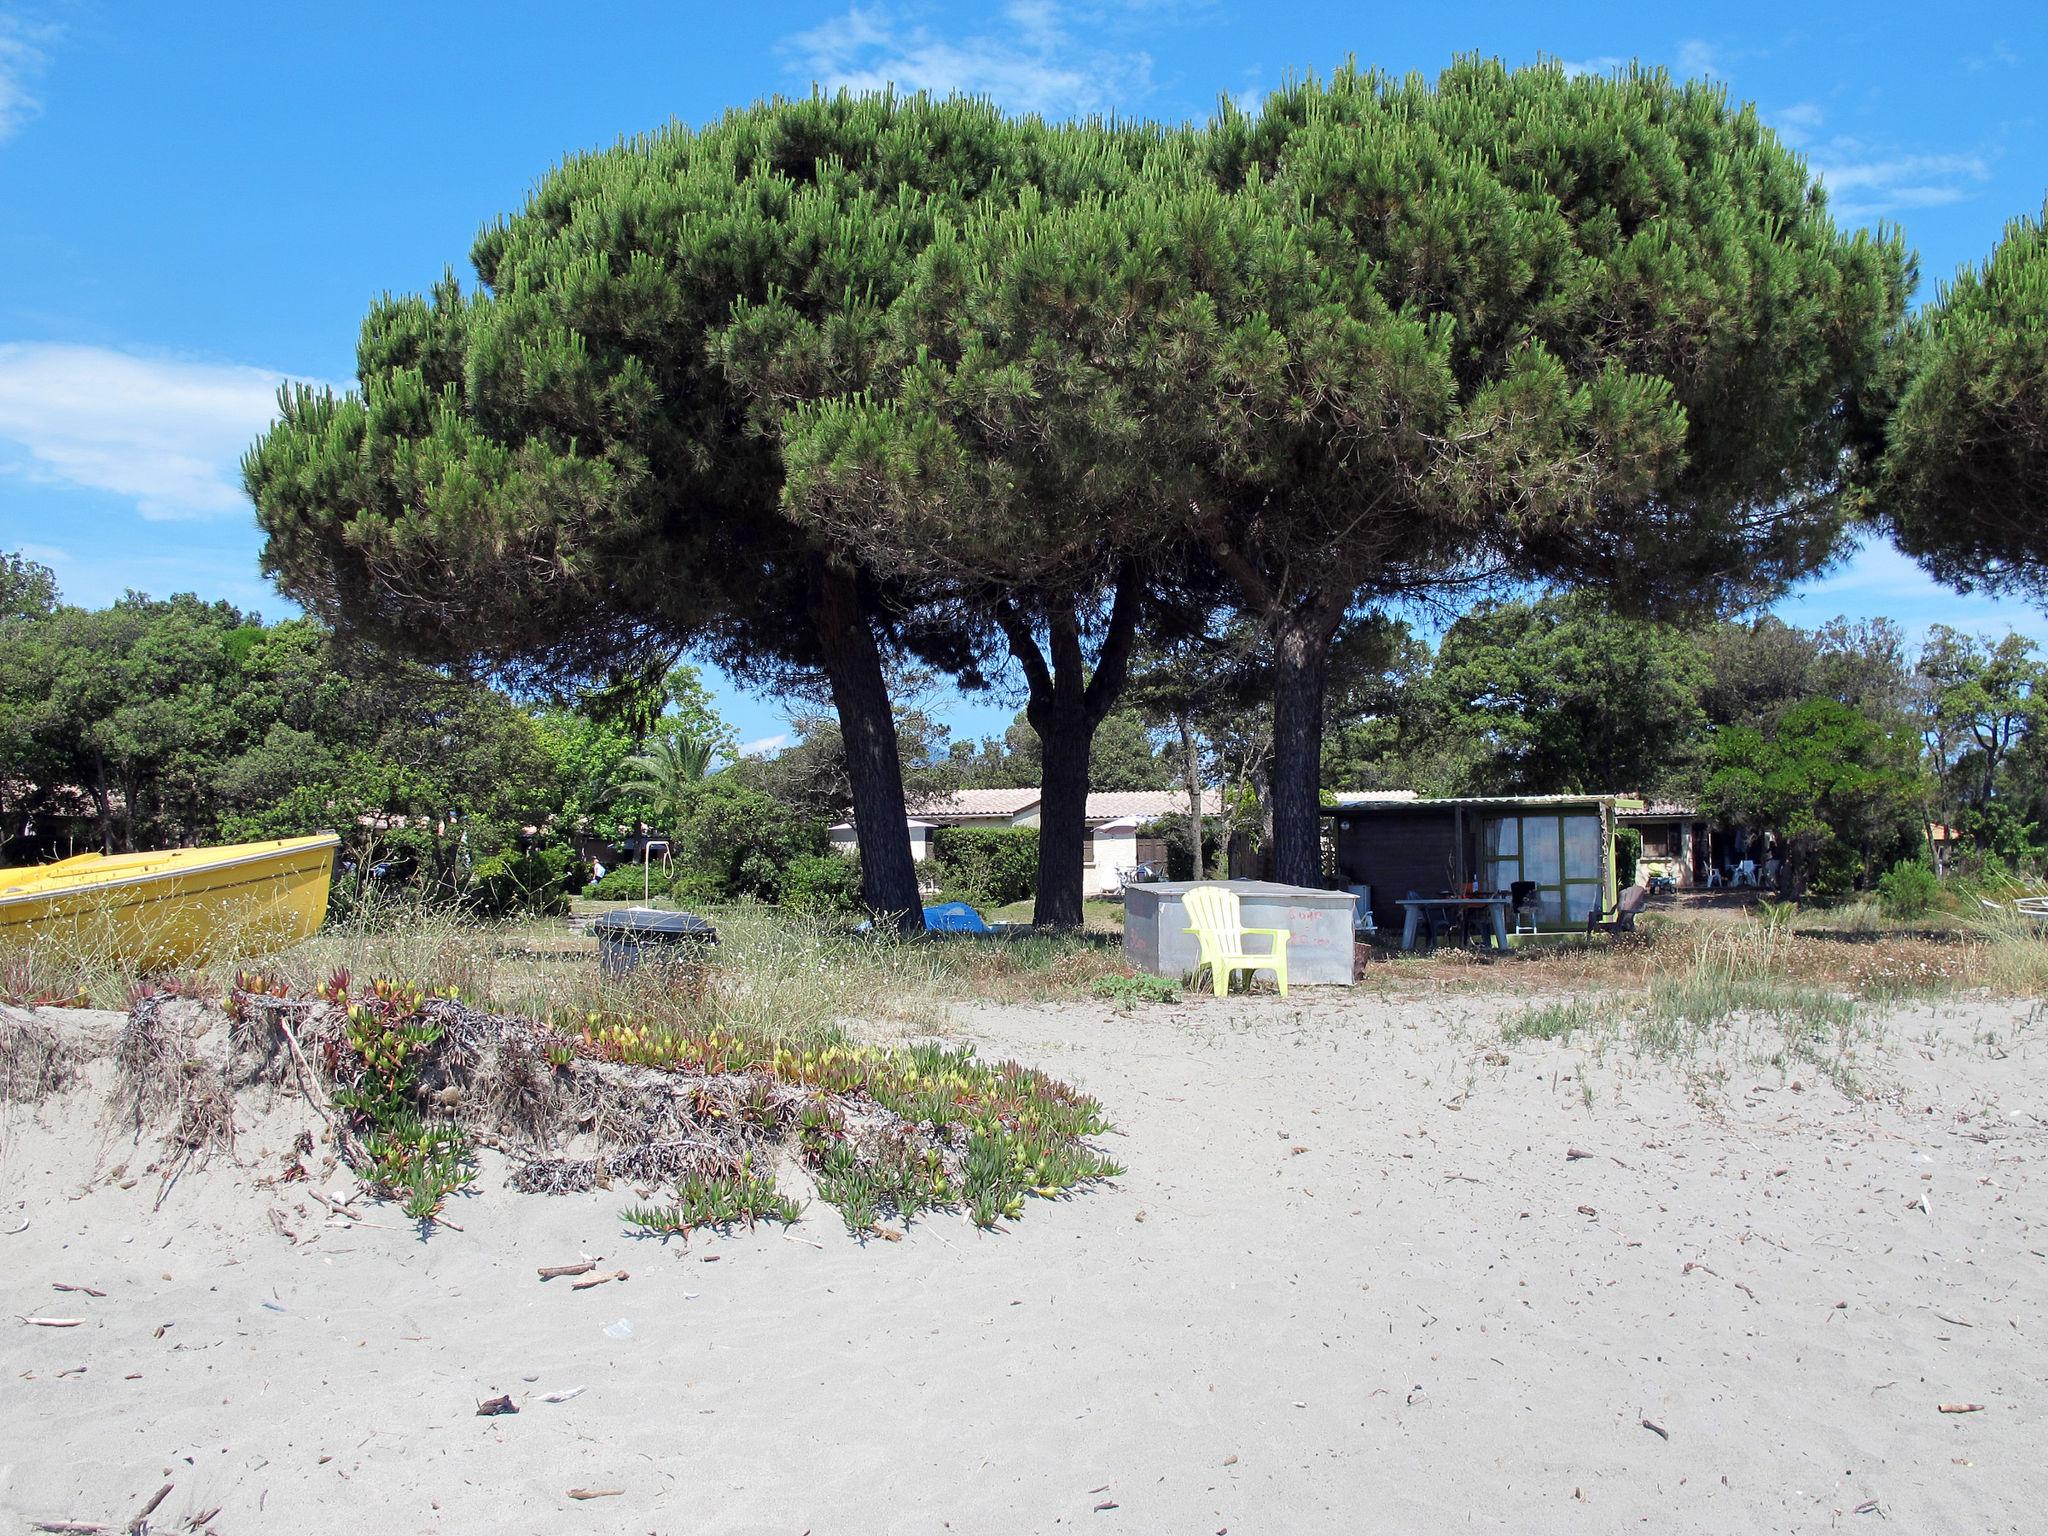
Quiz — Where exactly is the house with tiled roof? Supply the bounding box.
[830,787,1220,896]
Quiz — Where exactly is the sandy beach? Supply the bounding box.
[3,988,2043,1533]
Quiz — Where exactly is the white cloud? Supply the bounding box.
[1811,145,1991,221]
[1965,40,2020,72]
[1556,55,1629,80]
[1675,39,1719,78]
[783,2,1154,119]
[0,342,336,520]
[739,733,791,759]
[1769,100,1824,149]
[0,12,51,142]
[1756,100,1991,223]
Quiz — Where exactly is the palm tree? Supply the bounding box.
[616,730,716,837]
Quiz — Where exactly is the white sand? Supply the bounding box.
[2,990,2043,1533]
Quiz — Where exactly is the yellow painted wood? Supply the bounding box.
[0,834,340,967]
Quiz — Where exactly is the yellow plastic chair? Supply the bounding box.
[1182,884,1290,998]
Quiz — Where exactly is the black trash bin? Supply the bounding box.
[590,909,719,976]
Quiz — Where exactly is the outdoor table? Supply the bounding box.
[1397,895,1514,952]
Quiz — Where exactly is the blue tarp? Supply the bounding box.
[922,901,990,934]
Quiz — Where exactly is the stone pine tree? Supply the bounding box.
[766,167,1213,927]
[1127,61,1908,886]
[1883,202,2048,603]
[247,95,1085,928]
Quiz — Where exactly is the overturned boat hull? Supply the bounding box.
[0,834,341,968]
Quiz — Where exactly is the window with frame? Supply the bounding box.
[1480,811,1607,924]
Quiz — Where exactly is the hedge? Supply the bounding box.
[930,826,1038,908]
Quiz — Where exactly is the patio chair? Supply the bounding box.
[1182,884,1290,997]
[1585,886,1649,937]
[1510,880,1542,936]
[1732,859,1758,888]
[1346,884,1377,938]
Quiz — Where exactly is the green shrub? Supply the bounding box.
[1877,858,1940,920]
[1615,827,1642,889]
[668,776,830,902]
[468,844,576,915]
[931,826,1038,908]
[585,863,672,902]
[781,853,860,913]
[1810,844,1863,899]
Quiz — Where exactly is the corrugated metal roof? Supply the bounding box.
[1326,792,1616,817]
[1617,799,1699,819]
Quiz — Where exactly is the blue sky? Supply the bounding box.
[1,1,2042,754]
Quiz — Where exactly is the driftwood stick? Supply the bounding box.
[537,1259,600,1280]
[569,1269,628,1291]
[124,1482,173,1533]
[30,1520,113,1534]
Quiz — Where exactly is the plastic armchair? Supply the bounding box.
[1732,859,1758,888]
[1182,884,1290,997]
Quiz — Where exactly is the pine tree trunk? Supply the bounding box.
[1005,578,1143,931]
[1033,692,1092,929]
[1269,612,1335,889]
[812,564,921,934]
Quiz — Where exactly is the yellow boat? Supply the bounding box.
[0,833,341,968]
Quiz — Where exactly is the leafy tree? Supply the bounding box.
[740,698,960,824]
[1109,63,1904,883]
[616,730,717,840]
[1915,627,2046,863]
[1884,203,2048,602]
[1415,594,1709,795]
[246,95,1109,930]
[0,551,57,622]
[663,775,829,903]
[761,124,1206,927]
[1701,699,1924,894]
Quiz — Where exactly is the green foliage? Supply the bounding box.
[1093,971,1180,1007]
[0,580,560,882]
[1702,699,1925,894]
[930,826,1039,909]
[468,844,577,917]
[951,708,1172,793]
[324,977,473,1224]
[666,775,830,903]
[0,551,57,622]
[621,1160,802,1235]
[1876,859,1941,920]
[1615,828,1643,890]
[616,728,717,837]
[584,864,670,902]
[1884,202,2048,603]
[778,853,860,914]
[1415,595,1711,796]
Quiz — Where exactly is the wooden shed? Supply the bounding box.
[1322,794,1620,935]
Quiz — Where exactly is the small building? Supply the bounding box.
[831,787,1218,898]
[1322,793,1620,934]
[1617,798,1709,888]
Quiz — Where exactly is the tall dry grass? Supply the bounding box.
[2,892,1142,1046]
